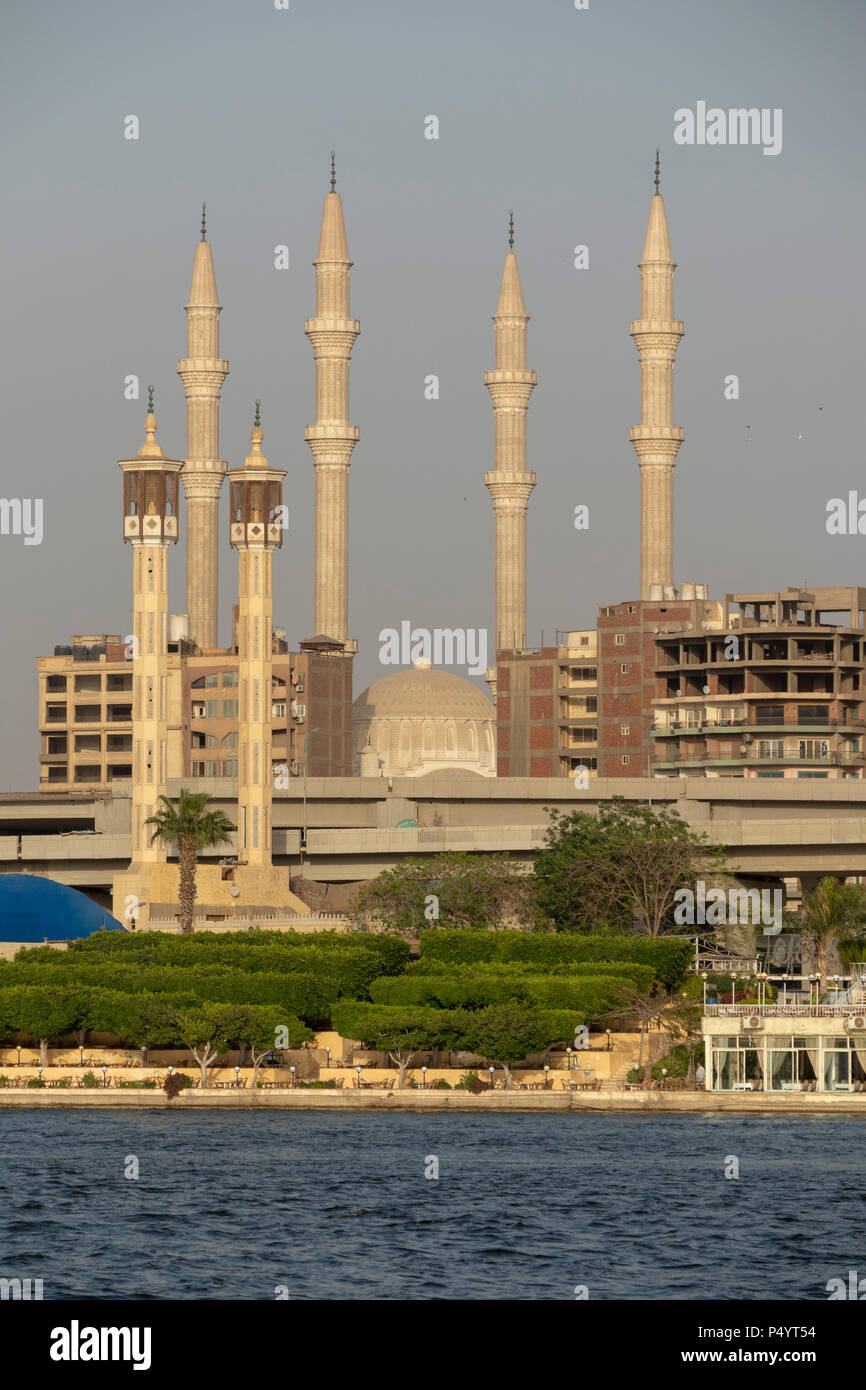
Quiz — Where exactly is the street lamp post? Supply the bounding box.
[356,1064,362,1089]
[101,1065,108,1089]
[543,1063,550,1090]
[421,1065,428,1090]
[488,1066,495,1090]
[605,1029,612,1051]
[234,1065,241,1088]
[301,727,321,861]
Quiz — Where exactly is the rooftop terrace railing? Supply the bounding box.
[706,1003,861,1018]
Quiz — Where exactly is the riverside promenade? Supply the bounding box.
[4,1088,866,1114]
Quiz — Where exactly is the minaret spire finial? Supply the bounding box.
[654,149,660,194]
[508,209,514,250]
[330,150,336,192]
[147,384,155,413]
[201,201,207,240]
[254,399,261,428]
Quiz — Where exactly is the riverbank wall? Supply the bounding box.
[3,1088,866,1114]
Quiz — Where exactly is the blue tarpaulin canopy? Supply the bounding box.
[0,875,124,941]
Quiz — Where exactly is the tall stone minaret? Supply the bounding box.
[630,153,684,600]
[485,213,537,658]
[119,390,182,864]
[305,155,360,645]
[229,404,286,866]
[177,204,229,650]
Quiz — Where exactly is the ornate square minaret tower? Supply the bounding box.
[228,404,286,866]
[118,391,182,864]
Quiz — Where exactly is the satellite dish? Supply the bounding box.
[702,685,710,695]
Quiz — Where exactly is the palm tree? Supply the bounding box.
[800,877,866,983]
[145,790,235,933]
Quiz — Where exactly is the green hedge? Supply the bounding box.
[331,1001,583,1053]
[416,931,692,989]
[369,972,635,1023]
[67,930,410,975]
[406,959,656,991]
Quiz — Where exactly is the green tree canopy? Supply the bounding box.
[531,797,730,936]
[350,852,541,937]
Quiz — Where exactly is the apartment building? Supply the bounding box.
[652,588,866,779]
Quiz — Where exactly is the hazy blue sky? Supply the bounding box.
[1,0,864,789]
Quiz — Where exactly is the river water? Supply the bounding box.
[0,1110,861,1299]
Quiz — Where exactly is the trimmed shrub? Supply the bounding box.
[416,931,692,990]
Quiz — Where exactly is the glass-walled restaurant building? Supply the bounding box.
[703,1012,866,1092]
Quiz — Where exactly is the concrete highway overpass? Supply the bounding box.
[1,777,866,907]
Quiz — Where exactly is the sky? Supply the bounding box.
[1,0,864,789]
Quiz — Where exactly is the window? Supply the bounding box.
[570,728,597,743]
[570,756,597,771]
[614,634,625,646]
[621,663,631,674]
[757,740,783,759]
[621,754,630,765]
[601,606,617,617]
[206,735,218,749]
[221,733,238,748]
[223,760,238,776]
[798,739,829,760]
[585,697,597,713]
[755,704,784,725]
[757,770,784,778]
[191,677,205,690]
[222,700,238,717]
[798,770,829,778]
[580,637,589,647]
[206,674,219,688]
[273,702,287,718]
[621,724,630,735]
[223,671,239,686]
[798,705,829,725]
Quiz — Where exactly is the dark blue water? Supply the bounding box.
[0,1110,862,1299]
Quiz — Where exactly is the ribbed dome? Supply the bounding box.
[354,663,494,720]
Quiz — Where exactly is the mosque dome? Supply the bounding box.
[0,875,124,943]
[353,659,496,777]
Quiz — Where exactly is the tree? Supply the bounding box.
[351,853,541,938]
[331,1003,450,1089]
[532,798,730,936]
[460,1004,554,1091]
[225,1005,313,1087]
[600,986,697,1072]
[0,987,88,1066]
[176,1004,235,1087]
[145,790,235,933]
[799,877,866,981]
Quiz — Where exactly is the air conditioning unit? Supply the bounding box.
[296,682,304,693]
[844,1016,866,1031]
[741,1015,763,1031]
